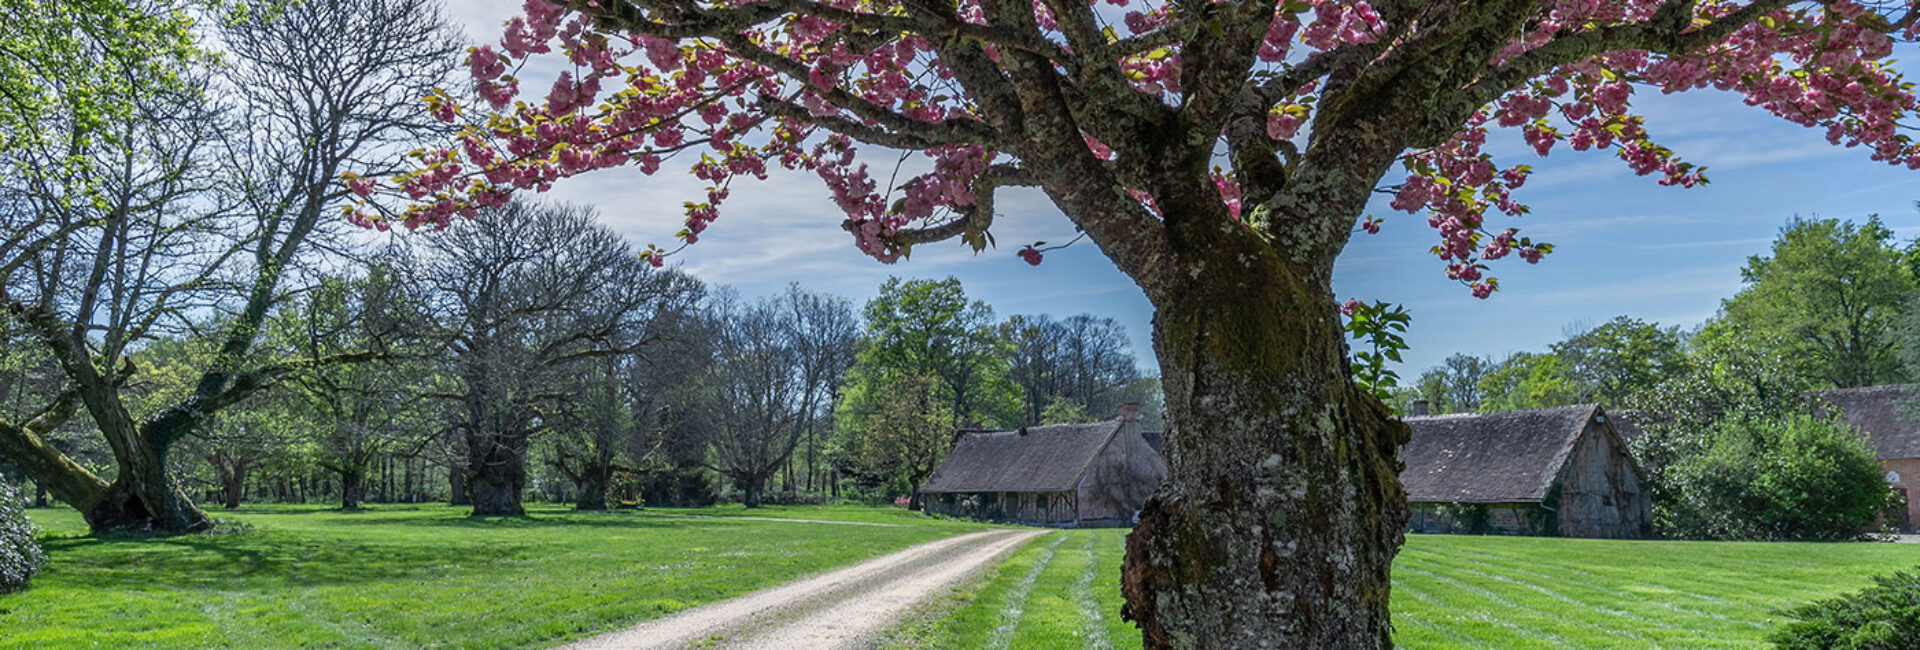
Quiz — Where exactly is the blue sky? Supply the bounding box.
[445,4,1920,377]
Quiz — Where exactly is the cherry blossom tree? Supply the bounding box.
[360,0,1920,645]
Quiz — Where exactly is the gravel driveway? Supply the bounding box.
[561,528,1047,650]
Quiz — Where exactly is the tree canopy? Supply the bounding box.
[353,0,1920,646]
[1718,216,1915,388]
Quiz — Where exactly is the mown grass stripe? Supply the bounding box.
[1393,564,1575,648]
[1070,532,1111,650]
[1008,530,1098,648]
[987,532,1069,650]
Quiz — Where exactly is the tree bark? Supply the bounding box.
[468,432,527,516]
[340,469,363,510]
[0,422,108,512]
[1120,245,1409,649]
[221,467,246,510]
[82,425,211,534]
[448,465,471,506]
[742,474,764,509]
[575,467,609,511]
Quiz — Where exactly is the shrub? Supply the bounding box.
[1770,568,1920,649]
[0,481,45,594]
[1662,414,1892,540]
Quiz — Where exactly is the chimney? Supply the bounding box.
[1119,402,1141,422]
[1411,400,1429,417]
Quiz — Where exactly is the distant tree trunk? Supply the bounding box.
[221,469,246,510]
[32,483,46,508]
[448,466,471,506]
[340,469,364,510]
[742,474,764,509]
[468,431,527,516]
[805,426,817,493]
[576,468,609,511]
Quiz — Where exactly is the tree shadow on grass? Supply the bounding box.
[38,530,539,592]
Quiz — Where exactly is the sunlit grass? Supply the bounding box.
[893,530,1920,650]
[2,503,983,649]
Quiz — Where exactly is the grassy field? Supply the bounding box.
[886,530,1920,650]
[9,505,1920,649]
[1,503,983,649]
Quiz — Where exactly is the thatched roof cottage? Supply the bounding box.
[1401,404,1651,539]
[920,406,1166,528]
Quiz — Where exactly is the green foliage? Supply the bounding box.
[1475,351,1576,412]
[0,0,205,158]
[637,469,718,507]
[1722,216,1914,389]
[1414,353,1493,414]
[1661,415,1892,541]
[855,277,1018,428]
[834,369,955,497]
[1627,330,1820,531]
[1552,315,1688,405]
[1037,397,1091,425]
[1770,568,1920,650]
[0,482,43,594]
[1343,300,1411,404]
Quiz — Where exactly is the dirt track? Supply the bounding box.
[561,528,1046,650]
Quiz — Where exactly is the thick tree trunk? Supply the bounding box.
[340,469,363,510]
[83,433,211,534]
[222,469,245,510]
[1120,251,1409,649]
[576,469,609,511]
[742,474,763,509]
[468,433,527,516]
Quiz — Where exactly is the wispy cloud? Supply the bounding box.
[1639,237,1774,251]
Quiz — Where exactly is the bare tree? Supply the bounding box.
[781,285,857,495]
[546,278,704,510]
[1004,314,1141,425]
[406,201,685,516]
[704,288,855,508]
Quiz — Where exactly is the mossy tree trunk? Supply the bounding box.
[1119,224,1409,647]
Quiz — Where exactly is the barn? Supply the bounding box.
[1814,385,1920,533]
[919,407,1166,527]
[1401,404,1651,539]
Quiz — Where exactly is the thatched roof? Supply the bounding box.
[920,421,1122,494]
[1400,405,1601,504]
[1817,385,1920,460]
[1142,431,1164,455]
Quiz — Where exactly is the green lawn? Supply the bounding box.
[887,530,1920,650]
[1,503,984,649]
[10,506,1920,649]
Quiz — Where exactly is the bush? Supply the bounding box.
[1662,414,1892,540]
[0,481,45,594]
[1770,568,1920,649]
